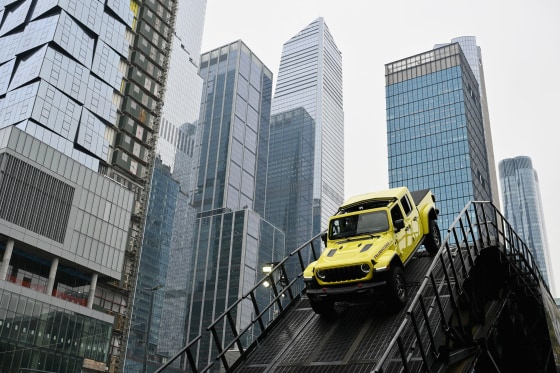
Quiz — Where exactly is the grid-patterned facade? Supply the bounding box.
[186,40,285,369]
[0,0,178,371]
[0,128,133,372]
[435,36,499,208]
[499,156,552,290]
[0,153,74,243]
[124,158,179,372]
[386,42,494,232]
[265,108,315,280]
[271,17,344,233]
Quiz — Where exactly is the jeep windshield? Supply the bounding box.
[329,210,389,240]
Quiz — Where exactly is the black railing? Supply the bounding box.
[156,201,552,373]
[373,201,551,372]
[155,233,323,373]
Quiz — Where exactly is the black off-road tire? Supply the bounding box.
[386,266,407,311]
[309,297,334,316]
[424,220,441,255]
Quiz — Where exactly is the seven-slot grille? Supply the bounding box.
[320,265,367,283]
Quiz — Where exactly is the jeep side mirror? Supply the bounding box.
[321,231,327,247]
[394,219,405,231]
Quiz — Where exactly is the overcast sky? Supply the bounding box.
[200,0,560,297]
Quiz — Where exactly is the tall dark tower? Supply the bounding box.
[185,40,285,369]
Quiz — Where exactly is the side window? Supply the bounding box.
[391,205,403,225]
[400,195,412,216]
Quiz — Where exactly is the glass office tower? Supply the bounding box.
[265,108,315,286]
[271,17,344,234]
[266,108,315,252]
[499,156,552,290]
[0,0,178,372]
[124,158,179,372]
[186,40,285,370]
[435,36,499,208]
[124,0,207,370]
[386,42,494,232]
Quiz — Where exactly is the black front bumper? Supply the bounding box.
[305,280,387,302]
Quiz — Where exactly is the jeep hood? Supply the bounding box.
[315,234,392,268]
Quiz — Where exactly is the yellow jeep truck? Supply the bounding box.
[304,187,440,315]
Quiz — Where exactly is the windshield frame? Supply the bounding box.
[329,210,390,240]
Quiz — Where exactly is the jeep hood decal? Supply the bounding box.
[317,236,390,266]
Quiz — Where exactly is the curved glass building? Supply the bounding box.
[499,156,552,291]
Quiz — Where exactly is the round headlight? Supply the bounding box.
[316,269,326,280]
[360,263,371,274]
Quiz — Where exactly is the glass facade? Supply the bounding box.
[499,156,552,290]
[124,0,207,370]
[186,40,285,369]
[0,127,133,372]
[271,17,344,233]
[0,285,112,372]
[0,0,179,371]
[193,41,273,214]
[265,108,315,281]
[386,43,493,232]
[124,159,178,372]
[187,210,284,369]
[434,36,499,208]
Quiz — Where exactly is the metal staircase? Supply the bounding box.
[155,201,559,372]
[373,201,556,372]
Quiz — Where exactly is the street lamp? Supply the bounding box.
[143,284,163,373]
[262,263,276,288]
[262,263,275,274]
[262,262,280,288]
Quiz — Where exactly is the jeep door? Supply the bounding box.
[390,204,408,259]
[400,194,421,257]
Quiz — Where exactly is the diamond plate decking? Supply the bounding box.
[233,254,434,372]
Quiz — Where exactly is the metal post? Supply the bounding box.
[0,239,14,280]
[262,262,279,324]
[46,257,58,296]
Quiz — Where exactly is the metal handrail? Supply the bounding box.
[373,201,551,372]
[156,201,551,372]
[155,232,323,372]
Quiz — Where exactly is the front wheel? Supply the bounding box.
[309,297,334,317]
[424,220,441,255]
[386,266,407,311]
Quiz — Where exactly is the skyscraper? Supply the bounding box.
[499,156,552,291]
[271,17,344,234]
[435,36,499,209]
[186,40,285,369]
[0,0,177,371]
[124,158,179,372]
[265,108,315,253]
[385,41,494,232]
[124,0,207,370]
